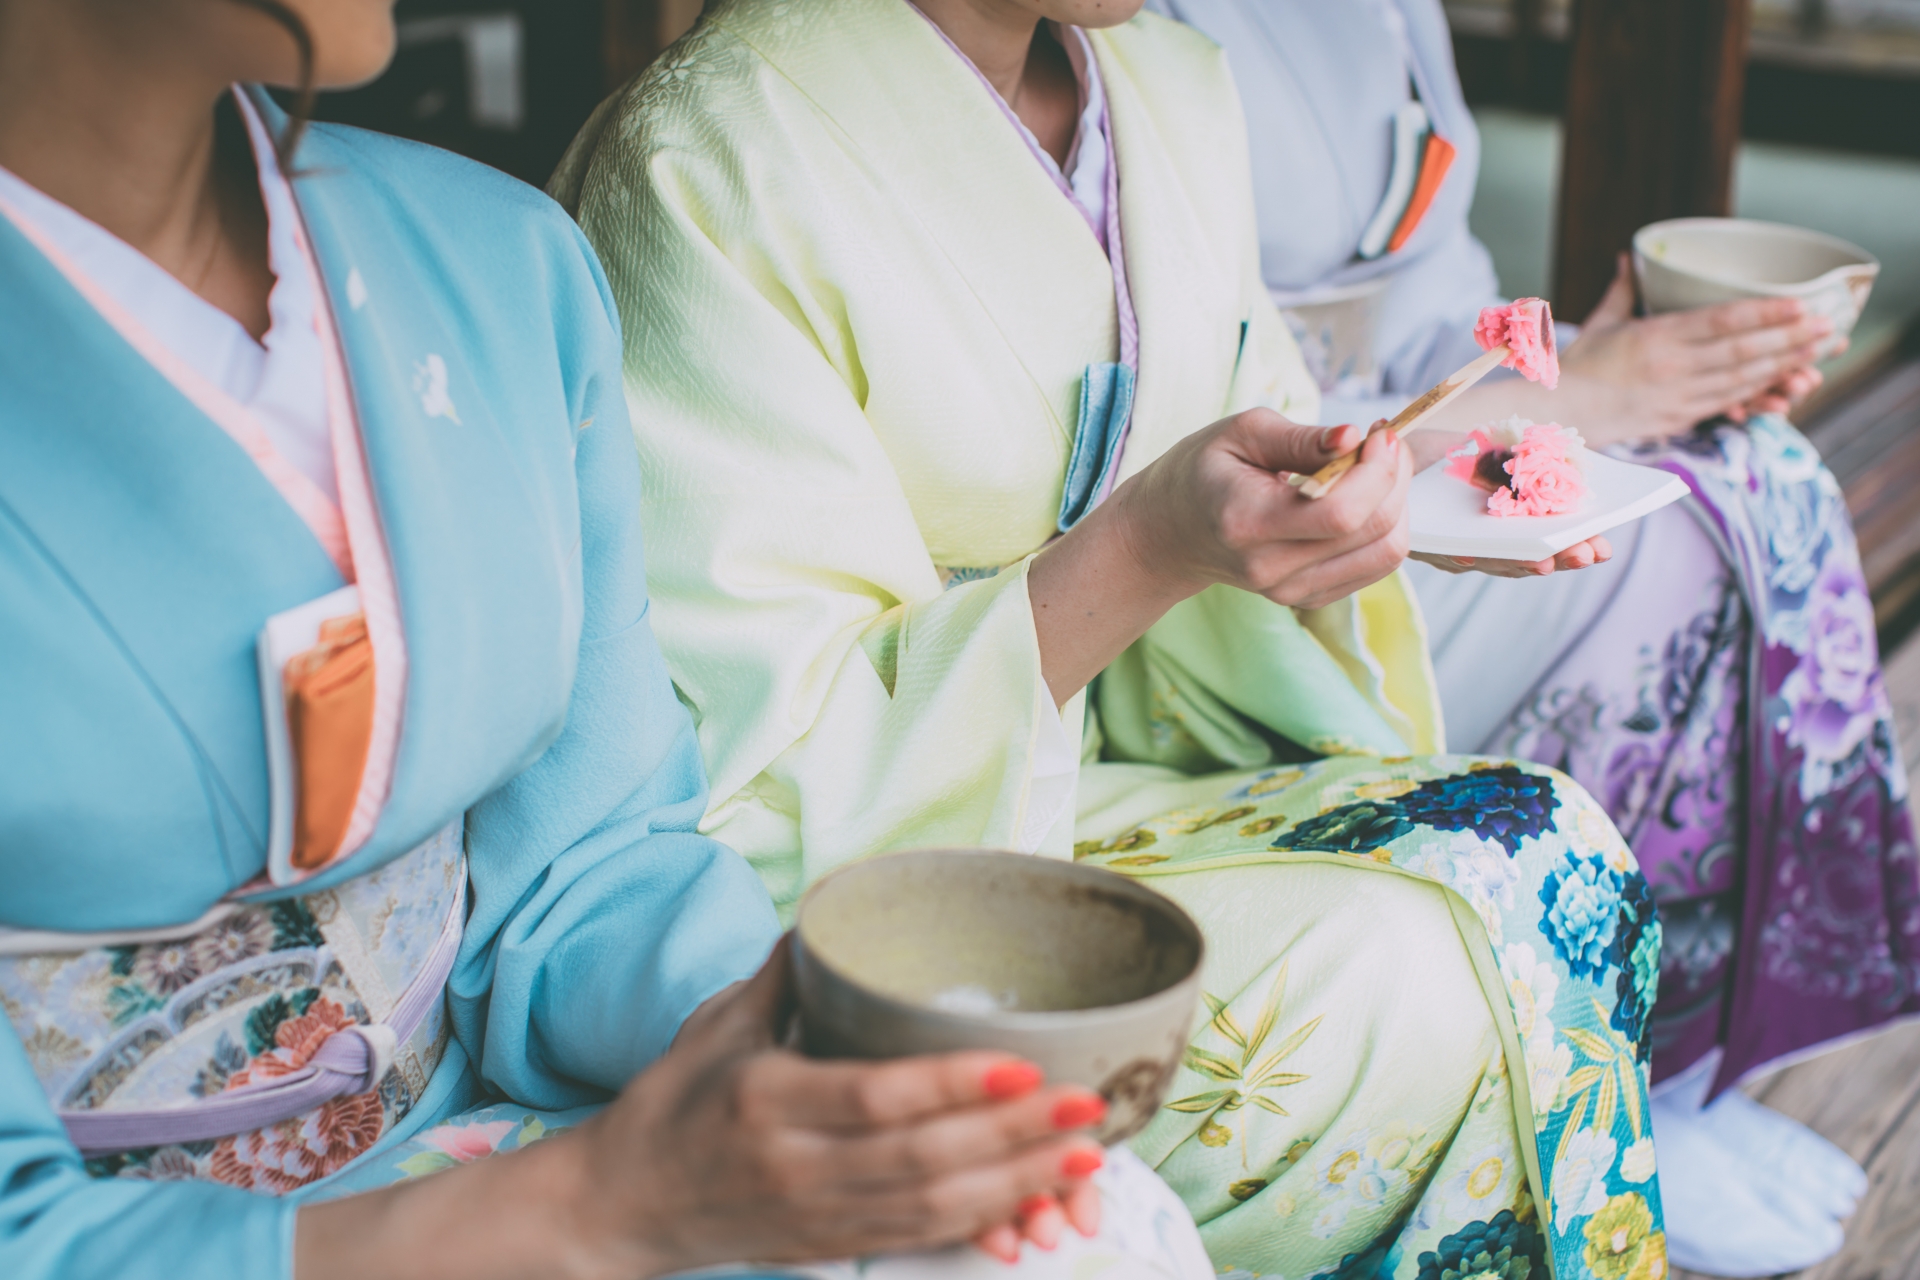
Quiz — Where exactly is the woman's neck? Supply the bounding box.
[0,2,273,336]
[915,0,1080,166]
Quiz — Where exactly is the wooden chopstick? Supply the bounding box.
[1289,343,1511,499]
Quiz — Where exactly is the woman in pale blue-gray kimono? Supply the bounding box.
[0,2,1177,1277]
[1148,0,1918,1274]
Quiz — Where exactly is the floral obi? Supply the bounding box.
[0,821,465,1193]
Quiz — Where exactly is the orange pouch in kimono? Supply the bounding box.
[284,612,375,870]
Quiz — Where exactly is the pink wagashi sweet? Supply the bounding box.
[1474,298,1560,389]
[1491,422,1587,516]
[1446,416,1589,517]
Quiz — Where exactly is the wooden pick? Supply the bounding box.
[1289,343,1511,499]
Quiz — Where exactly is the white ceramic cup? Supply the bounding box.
[1632,217,1878,360]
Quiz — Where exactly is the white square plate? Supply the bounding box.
[1408,449,1691,561]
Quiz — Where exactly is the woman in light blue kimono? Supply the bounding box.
[1145,0,1916,1274]
[0,1,1156,1276]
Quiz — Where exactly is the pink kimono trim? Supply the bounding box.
[0,192,352,577]
[236,92,408,868]
[0,92,408,875]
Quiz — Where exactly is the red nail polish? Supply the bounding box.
[1061,1148,1105,1178]
[984,1061,1044,1099]
[1052,1094,1107,1129]
[1018,1194,1057,1218]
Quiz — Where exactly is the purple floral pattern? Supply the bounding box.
[1491,414,1918,1089]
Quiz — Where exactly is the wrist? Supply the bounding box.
[1101,476,1206,610]
[540,1120,681,1280]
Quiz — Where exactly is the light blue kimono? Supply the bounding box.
[0,92,781,1278]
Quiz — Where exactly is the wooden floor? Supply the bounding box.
[1674,630,1920,1280]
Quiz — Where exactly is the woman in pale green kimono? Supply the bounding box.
[554,1,1667,1277]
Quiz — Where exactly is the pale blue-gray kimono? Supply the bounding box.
[0,94,781,1278]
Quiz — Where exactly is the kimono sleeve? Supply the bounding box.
[569,140,1078,916]
[0,1017,289,1279]
[449,226,783,1105]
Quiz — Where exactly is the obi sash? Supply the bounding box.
[0,822,464,1189]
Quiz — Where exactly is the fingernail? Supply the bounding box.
[1061,1148,1105,1178]
[1027,1204,1064,1251]
[984,1061,1044,1099]
[1018,1194,1057,1218]
[979,1225,1022,1265]
[1052,1094,1107,1129]
[1321,425,1351,450]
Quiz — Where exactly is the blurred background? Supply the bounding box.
[312,0,1920,645]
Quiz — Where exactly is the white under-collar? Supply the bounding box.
[0,89,336,501]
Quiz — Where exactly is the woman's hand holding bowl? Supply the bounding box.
[569,937,1108,1276]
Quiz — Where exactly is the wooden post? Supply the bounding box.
[602,0,706,89]
[1552,0,1754,320]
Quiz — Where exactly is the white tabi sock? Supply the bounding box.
[1650,1072,1846,1277]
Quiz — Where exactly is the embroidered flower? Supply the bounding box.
[1610,875,1661,1061]
[1414,1210,1547,1280]
[209,1089,385,1195]
[228,995,357,1088]
[1620,1137,1658,1184]
[1500,943,1560,1062]
[1550,1127,1617,1232]
[190,911,276,974]
[1780,561,1887,800]
[1583,1192,1667,1280]
[1538,852,1623,980]
[1311,1241,1403,1280]
[1396,766,1561,855]
[1409,832,1522,935]
[1272,801,1414,855]
[119,1146,201,1182]
[131,941,201,996]
[422,1119,517,1163]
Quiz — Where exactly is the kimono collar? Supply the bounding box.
[908,8,1112,250]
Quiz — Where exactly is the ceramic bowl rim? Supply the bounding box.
[1632,216,1880,297]
[792,848,1206,1034]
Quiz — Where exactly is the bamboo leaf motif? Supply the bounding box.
[1593,1065,1618,1135]
[1250,1016,1325,1079]
[1209,1001,1250,1049]
[1616,1060,1643,1140]
[1563,1065,1607,1094]
[1563,1027,1614,1060]
[1165,1089,1237,1113]
[1171,963,1324,1171]
[1243,962,1287,1066]
[1185,1047,1243,1081]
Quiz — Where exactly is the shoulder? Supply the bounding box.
[1096,10,1241,140]
[297,119,621,340]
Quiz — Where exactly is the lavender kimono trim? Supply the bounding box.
[59,874,462,1155]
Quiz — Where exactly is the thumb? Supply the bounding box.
[685,932,797,1051]
[1583,254,1636,329]
[1230,409,1370,475]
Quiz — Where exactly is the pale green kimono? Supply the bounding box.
[554,3,1669,1278]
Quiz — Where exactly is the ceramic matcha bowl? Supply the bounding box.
[1633,217,1878,359]
[792,849,1205,1145]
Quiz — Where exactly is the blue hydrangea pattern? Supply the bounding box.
[1538,852,1625,981]
[1611,874,1661,1061]
[1415,1211,1547,1280]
